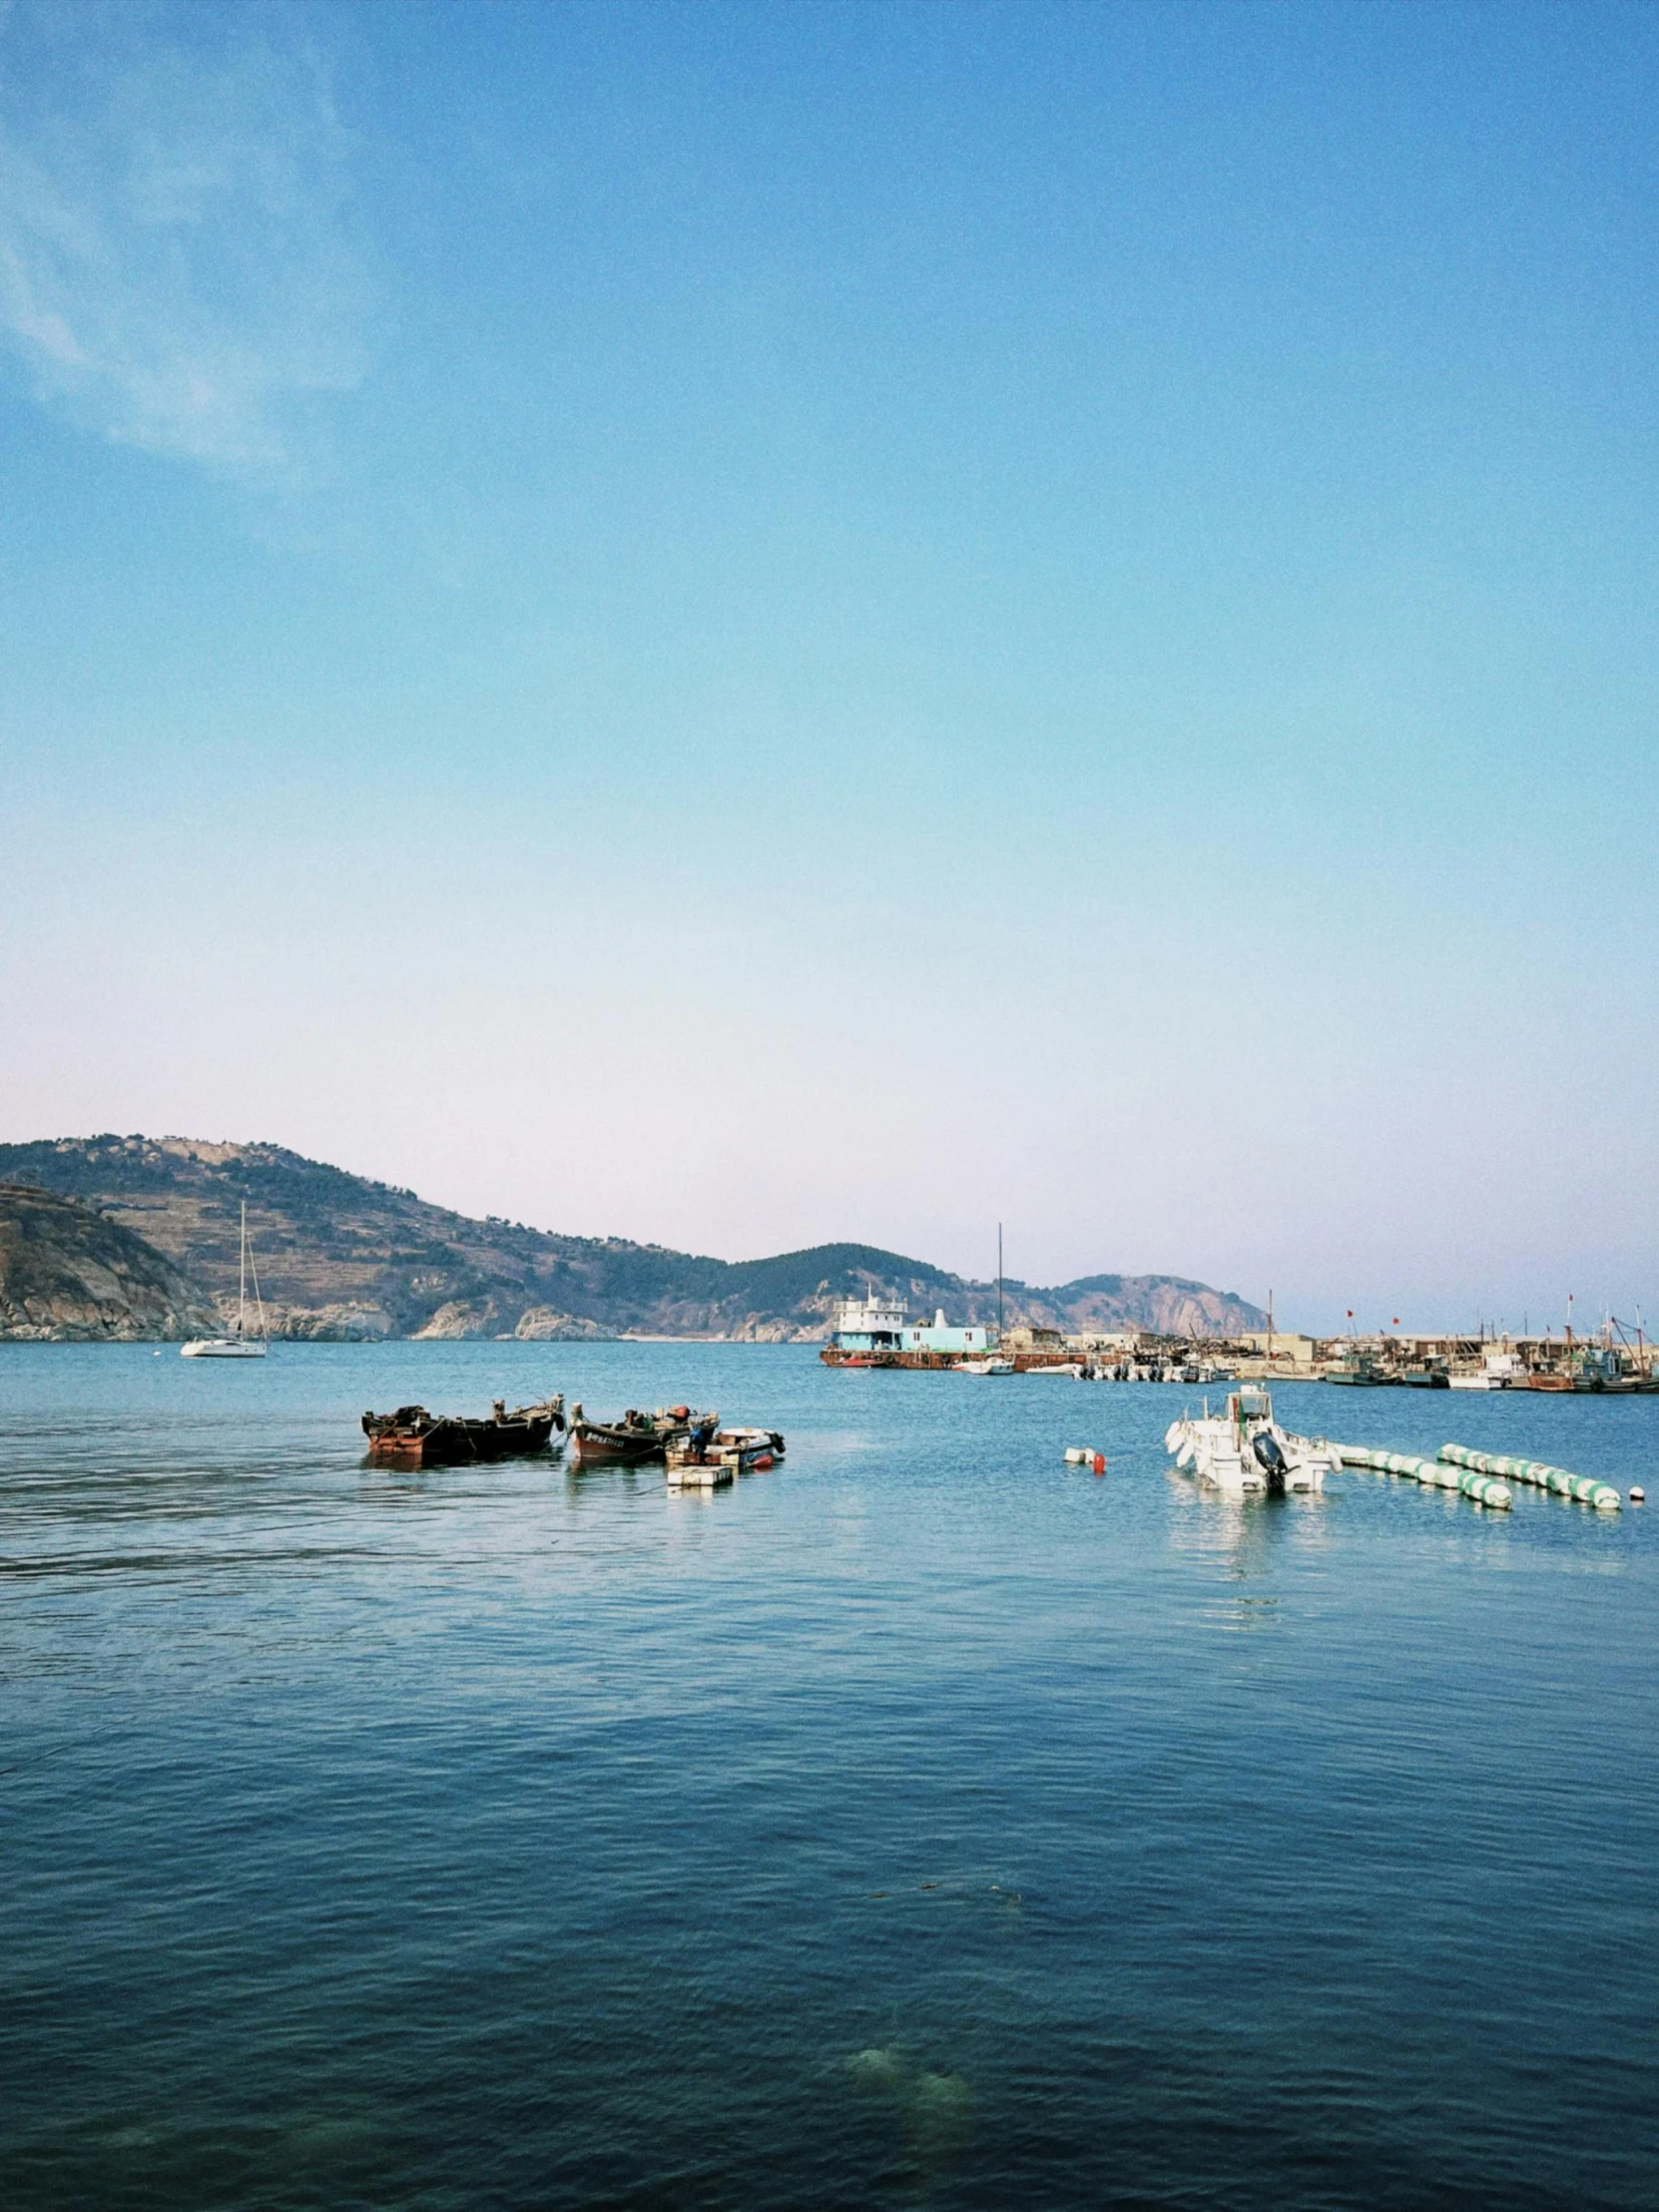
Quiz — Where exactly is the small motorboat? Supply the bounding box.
[362,1394,565,1468]
[956,1356,1015,1376]
[665,1420,787,1477]
[1165,1387,1339,1497]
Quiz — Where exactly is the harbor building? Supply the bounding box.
[1238,1332,1318,1369]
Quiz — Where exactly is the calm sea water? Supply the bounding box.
[2,1343,1656,2210]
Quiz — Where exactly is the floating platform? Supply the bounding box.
[667,1462,734,1490]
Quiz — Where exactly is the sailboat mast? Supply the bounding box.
[997,1223,1003,1341]
[238,1200,247,1336]
[249,1226,268,1348]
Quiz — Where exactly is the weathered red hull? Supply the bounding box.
[568,1424,667,1465]
[819,1348,955,1370]
[362,1400,562,1468]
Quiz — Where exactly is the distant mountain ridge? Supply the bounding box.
[0,1137,1266,1343]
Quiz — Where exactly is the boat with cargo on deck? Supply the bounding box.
[568,1403,714,1465]
[665,1420,787,1477]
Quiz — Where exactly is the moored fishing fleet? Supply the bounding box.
[358,1392,786,1487]
[820,1293,1659,1391]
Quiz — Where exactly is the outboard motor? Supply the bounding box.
[1252,1430,1289,1496]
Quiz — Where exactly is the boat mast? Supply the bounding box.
[238,1200,247,1337]
[997,1223,1003,1342]
[248,1213,268,1348]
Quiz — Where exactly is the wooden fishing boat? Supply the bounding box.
[567,1403,714,1465]
[361,1394,564,1469]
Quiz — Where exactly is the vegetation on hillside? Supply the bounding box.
[0,1138,1265,1342]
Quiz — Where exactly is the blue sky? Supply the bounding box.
[2,0,1655,1330]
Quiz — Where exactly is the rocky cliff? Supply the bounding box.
[0,1184,219,1341]
[0,1137,1267,1343]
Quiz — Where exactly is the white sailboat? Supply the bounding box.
[181,1202,269,1359]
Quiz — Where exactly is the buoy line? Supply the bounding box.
[1438,1444,1622,1511]
[1336,1444,1510,1509]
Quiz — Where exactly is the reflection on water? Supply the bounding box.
[848,2045,975,2184]
[0,1348,1656,2210]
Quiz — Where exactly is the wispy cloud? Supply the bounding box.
[0,1,372,474]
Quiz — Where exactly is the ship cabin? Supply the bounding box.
[830,1295,910,1355]
[830,1297,991,1358]
[903,1309,990,1357]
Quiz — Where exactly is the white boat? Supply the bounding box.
[1448,1351,1525,1390]
[957,1356,1015,1376]
[1164,1386,1338,1496]
[181,1202,269,1359]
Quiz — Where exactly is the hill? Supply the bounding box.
[0,1137,1266,1342]
[0,1184,218,1341]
